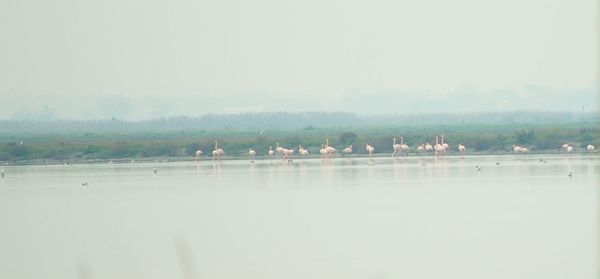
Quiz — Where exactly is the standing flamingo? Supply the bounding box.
[212,140,224,160]
[320,144,327,158]
[268,146,274,156]
[434,136,444,157]
[587,144,595,152]
[248,148,256,160]
[366,144,375,157]
[342,145,353,155]
[195,150,203,161]
[325,139,337,157]
[400,137,410,155]
[512,145,521,153]
[282,148,294,160]
[392,138,402,158]
[275,143,284,154]
[416,144,425,154]
[425,142,433,152]
[458,144,466,155]
[566,145,573,153]
[299,145,309,156]
[562,144,570,152]
[441,135,449,156]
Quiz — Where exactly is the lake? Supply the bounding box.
[0,155,598,279]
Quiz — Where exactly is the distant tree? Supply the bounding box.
[339,132,358,145]
[515,129,536,144]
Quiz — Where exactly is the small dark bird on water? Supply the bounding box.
[153,168,158,174]
[82,182,88,187]
[475,165,481,171]
[568,171,573,178]
[1,169,4,178]
[495,162,500,165]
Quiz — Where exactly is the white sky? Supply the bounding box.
[0,0,597,119]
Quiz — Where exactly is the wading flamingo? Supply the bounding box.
[195,150,203,161]
[513,145,522,153]
[342,145,353,154]
[392,138,402,158]
[366,144,375,157]
[325,139,336,157]
[248,148,256,160]
[268,146,274,156]
[434,136,444,157]
[299,145,309,156]
[587,144,595,152]
[320,144,327,158]
[416,144,425,154]
[425,142,433,152]
[458,144,466,155]
[441,135,449,155]
[400,137,409,154]
[212,140,224,160]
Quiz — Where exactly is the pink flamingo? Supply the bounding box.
[587,144,595,152]
[434,136,443,157]
[392,138,401,158]
[325,139,336,157]
[425,142,433,152]
[268,146,274,156]
[212,140,224,160]
[342,145,353,154]
[458,144,466,155]
[400,137,409,154]
[366,144,375,158]
[416,144,425,154]
[248,148,256,160]
[441,135,449,156]
[299,145,309,156]
[195,150,203,161]
[319,144,327,158]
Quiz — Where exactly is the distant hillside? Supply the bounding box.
[0,111,597,135]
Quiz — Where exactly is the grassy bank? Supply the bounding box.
[1,121,598,162]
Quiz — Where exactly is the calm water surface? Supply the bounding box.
[0,155,598,279]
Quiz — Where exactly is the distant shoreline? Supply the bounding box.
[2,151,597,166]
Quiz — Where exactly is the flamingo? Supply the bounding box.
[416,144,425,154]
[275,143,284,154]
[212,140,224,160]
[425,142,433,152]
[434,136,444,157]
[248,148,256,160]
[587,144,595,152]
[319,144,327,158]
[268,146,274,156]
[342,145,353,154]
[512,145,522,153]
[562,143,570,152]
[282,148,294,160]
[521,147,529,153]
[366,144,375,157]
[441,135,449,155]
[299,145,309,156]
[325,139,336,157]
[458,144,466,155]
[400,137,409,154]
[566,145,573,153]
[392,138,402,157]
[195,150,203,161]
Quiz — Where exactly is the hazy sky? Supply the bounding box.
[0,0,597,119]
